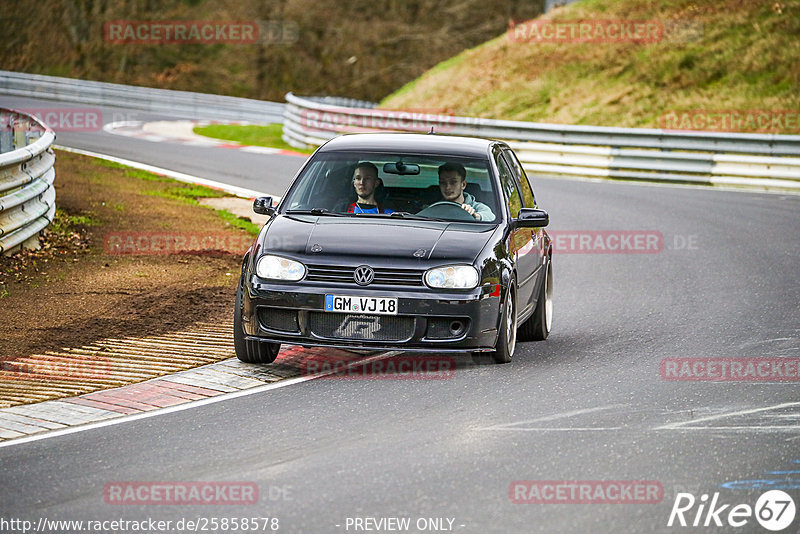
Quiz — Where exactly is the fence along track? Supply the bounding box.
[0,108,57,255]
[0,70,285,123]
[282,93,800,189]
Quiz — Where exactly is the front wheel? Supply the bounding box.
[519,259,552,342]
[491,286,517,364]
[234,274,280,364]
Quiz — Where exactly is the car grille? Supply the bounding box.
[308,313,415,342]
[305,264,424,287]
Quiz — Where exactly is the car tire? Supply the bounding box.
[491,284,517,364]
[234,273,280,364]
[519,258,552,342]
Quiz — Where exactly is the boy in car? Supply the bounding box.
[346,161,394,214]
[438,162,494,221]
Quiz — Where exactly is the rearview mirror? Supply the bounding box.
[383,162,420,175]
[515,208,549,228]
[253,196,275,216]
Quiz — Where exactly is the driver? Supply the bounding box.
[346,161,394,214]
[438,162,494,221]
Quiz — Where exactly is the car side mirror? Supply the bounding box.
[253,196,275,216]
[515,208,549,228]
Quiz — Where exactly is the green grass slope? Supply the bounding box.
[380,0,800,133]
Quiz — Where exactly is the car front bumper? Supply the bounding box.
[242,276,503,352]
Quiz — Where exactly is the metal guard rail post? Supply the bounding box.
[282,92,800,189]
[0,109,56,255]
[0,70,285,124]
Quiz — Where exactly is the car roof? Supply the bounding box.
[317,133,503,158]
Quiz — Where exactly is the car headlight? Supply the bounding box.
[424,265,479,289]
[256,255,306,281]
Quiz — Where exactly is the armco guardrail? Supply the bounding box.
[283,93,800,189]
[0,109,56,255]
[0,71,284,123]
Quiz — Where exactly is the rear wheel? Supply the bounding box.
[234,274,280,364]
[491,285,517,364]
[519,258,552,342]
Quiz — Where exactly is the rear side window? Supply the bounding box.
[496,152,522,218]
[503,149,536,208]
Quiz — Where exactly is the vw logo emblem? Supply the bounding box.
[354,265,375,286]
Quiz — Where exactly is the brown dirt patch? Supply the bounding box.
[0,151,252,360]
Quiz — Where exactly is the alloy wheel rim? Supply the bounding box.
[506,292,516,356]
[544,263,553,332]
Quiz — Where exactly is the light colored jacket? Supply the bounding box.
[463,191,495,222]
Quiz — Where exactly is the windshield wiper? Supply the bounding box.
[347,211,432,220]
[385,212,449,222]
[287,209,449,222]
[286,208,348,217]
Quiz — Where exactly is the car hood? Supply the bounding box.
[259,214,496,262]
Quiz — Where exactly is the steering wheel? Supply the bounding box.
[416,201,475,221]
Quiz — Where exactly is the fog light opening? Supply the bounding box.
[449,320,465,336]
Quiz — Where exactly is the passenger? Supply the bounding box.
[346,162,394,214]
[437,162,494,221]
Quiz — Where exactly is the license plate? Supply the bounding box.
[324,294,398,315]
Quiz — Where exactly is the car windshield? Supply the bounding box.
[282,151,499,223]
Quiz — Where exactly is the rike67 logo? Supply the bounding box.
[667,490,796,531]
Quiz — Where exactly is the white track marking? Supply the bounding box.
[0,351,403,449]
[103,120,299,155]
[475,403,800,434]
[663,426,800,432]
[240,145,283,154]
[655,401,800,430]
[480,427,624,432]
[476,404,625,431]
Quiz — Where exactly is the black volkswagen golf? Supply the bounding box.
[235,133,552,364]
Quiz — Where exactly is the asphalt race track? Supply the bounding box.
[0,95,302,195]
[1,95,799,533]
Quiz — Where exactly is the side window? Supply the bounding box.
[503,149,536,208]
[495,152,522,218]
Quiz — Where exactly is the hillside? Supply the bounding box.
[0,0,543,103]
[380,0,800,133]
